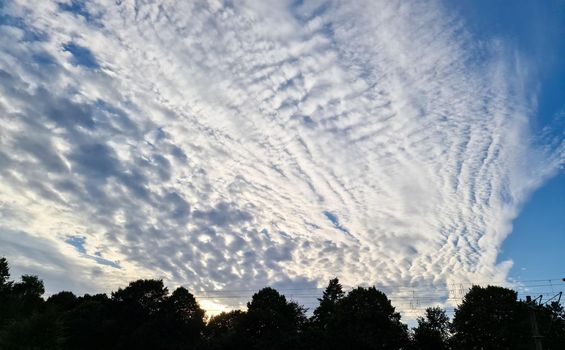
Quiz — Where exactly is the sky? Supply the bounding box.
[0,0,564,316]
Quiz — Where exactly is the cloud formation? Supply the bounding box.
[0,0,563,312]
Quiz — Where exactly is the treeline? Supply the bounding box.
[1,257,564,349]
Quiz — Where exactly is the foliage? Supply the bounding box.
[206,310,247,350]
[330,286,410,350]
[312,277,344,325]
[451,285,530,350]
[413,306,450,350]
[0,257,564,349]
[0,257,10,287]
[243,287,307,350]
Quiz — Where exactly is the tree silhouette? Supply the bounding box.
[312,277,344,325]
[46,291,78,312]
[0,257,10,288]
[0,257,12,328]
[328,286,410,350]
[451,285,530,350]
[412,306,449,350]
[160,286,206,349]
[244,287,307,350]
[10,274,45,319]
[61,293,117,349]
[0,256,564,349]
[307,278,345,349]
[112,279,169,316]
[0,263,53,350]
[111,279,207,349]
[206,310,247,350]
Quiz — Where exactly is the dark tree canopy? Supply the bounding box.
[0,262,50,349]
[413,306,450,350]
[166,286,206,325]
[206,310,247,350]
[160,286,206,348]
[451,285,531,350]
[46,291,79,312]
[60,293,117,350]
[312,277,344,325]
[0,257,564,350]
[329,286,410,350]
[10,274,46,318]
[110,280,205,350]
[307,278,346,349]
[111,279,169,316]
[12,275,45,296]
[244,287,307,350]
[0,257,12,326]
[0,257,10,287]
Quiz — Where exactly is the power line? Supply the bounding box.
[191,277,565,294]
[195,288,564,317]
[193,284,564,298]
[192,278,565,317]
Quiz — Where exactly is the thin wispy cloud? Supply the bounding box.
[0,0,562,312]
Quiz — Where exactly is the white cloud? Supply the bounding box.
[0,0,562,315]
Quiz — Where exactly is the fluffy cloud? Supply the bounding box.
[0,0,563,313]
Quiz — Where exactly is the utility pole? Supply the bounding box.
[526,295,543,350]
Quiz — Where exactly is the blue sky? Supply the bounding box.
[500,173,565,281]
[457,0,565,291]
[0,0,563,316]
[452,0,565,284]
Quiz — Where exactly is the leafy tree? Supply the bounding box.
[111,279,170,349]
[0,257,10,288]
[10,274,45,318]
[46,291,78,312]
[166,287,205,326]
[412,306,449,350]
[206,310,247,350]
[244,287,307,350]
[2,255,560,350]
[110,280,207,349]
[307,278,345,349]
[112,279,169,316]
[328,286,410,350]
[312,278,344,325]
[160,286,206,349]
[0,257,12,328]
[0,270,52,349]
[0,310,63,350]
[60,293,117,350]
[451,285,530,350]
[12,275,44,297]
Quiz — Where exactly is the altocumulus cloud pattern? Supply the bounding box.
[0,0,563,310]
